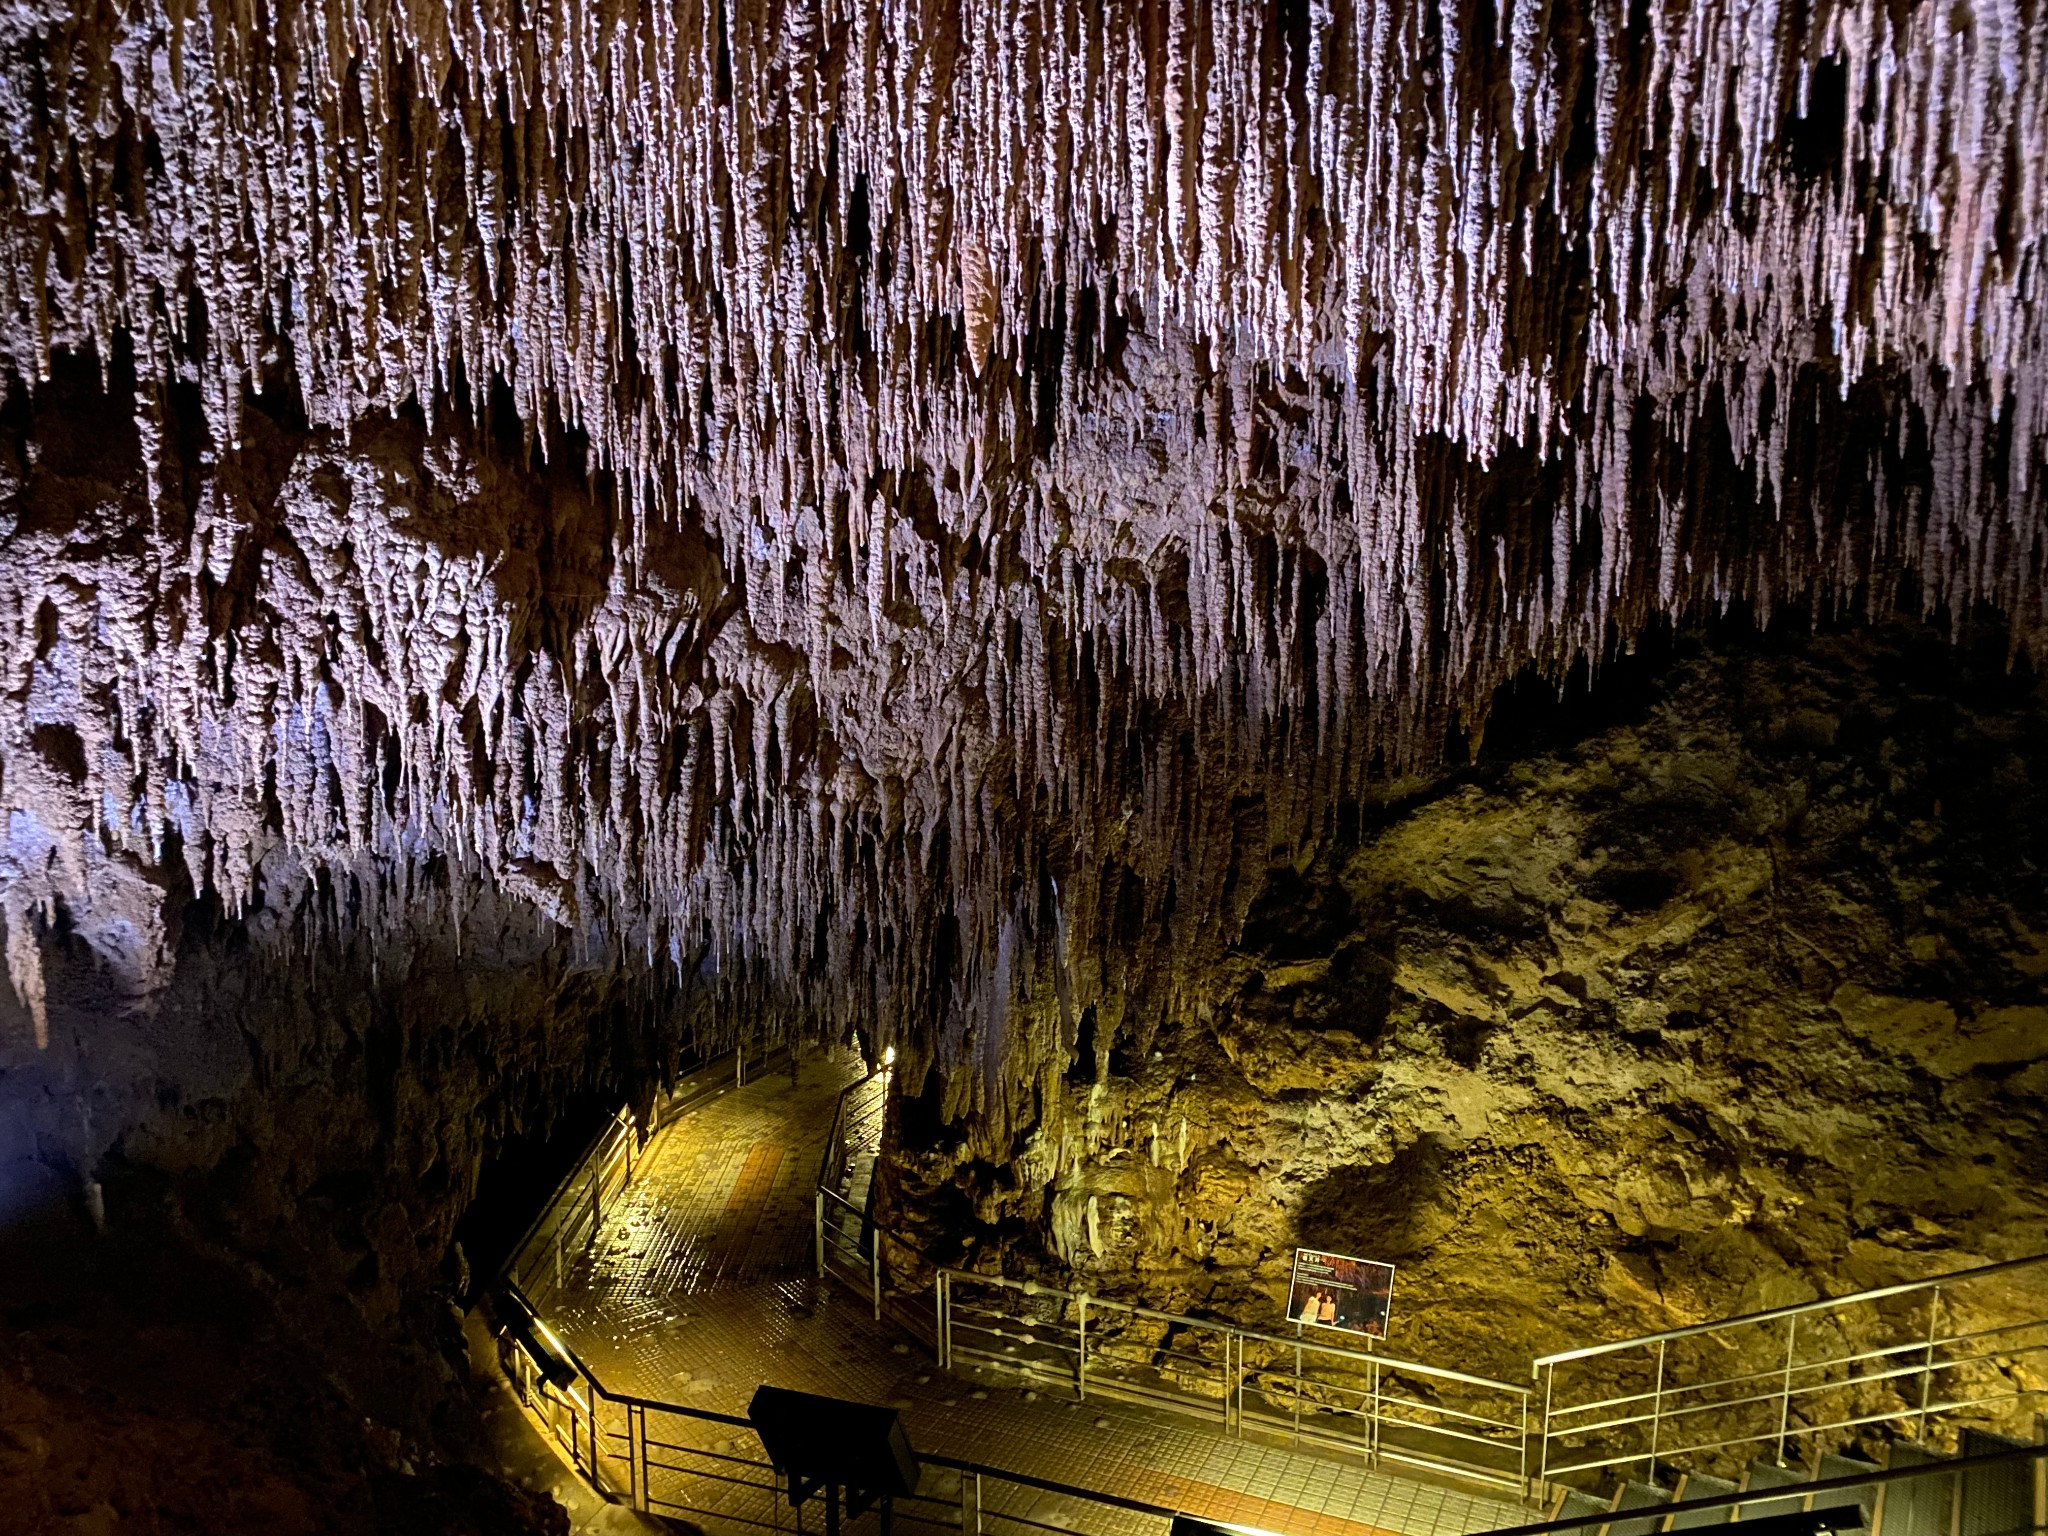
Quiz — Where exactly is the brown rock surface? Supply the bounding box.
[888,625,2048,1409]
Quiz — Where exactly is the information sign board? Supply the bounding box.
[1285,1248,1395,1339]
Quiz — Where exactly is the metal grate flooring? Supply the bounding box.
[542,1051,1524,1536]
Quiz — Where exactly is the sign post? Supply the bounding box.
[1286,1247,1395,1446]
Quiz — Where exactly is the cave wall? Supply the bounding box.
[0,790,686,1531]
[883,623,2048,1387]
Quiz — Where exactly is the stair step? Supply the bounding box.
[1883,1443,1955,1536]
[1958,1430,2034,1536]
[1740,1462,1811,1523]
[1670,1474,1740,1529]
[1610,1481,1675,1536]
[1558,1490,1612,1525]
[1819,1455,1882,1519]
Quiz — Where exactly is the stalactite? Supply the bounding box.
[0,0,2043,1131]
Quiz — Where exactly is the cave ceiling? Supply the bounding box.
[0,0,2042,1107]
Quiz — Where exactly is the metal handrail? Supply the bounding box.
[1546,1317,2048,1425]
[815,1066,885,1189]
[818,1185,866,1218]
[946,1268,1531,1397]
[1544,1388,2048,1478]
[503,1059,2047,1531]
[920,1453,1184,1520]
[940,1269,1533,1492]
[1533,1253,2048,1368]
[1555,1343,2048,1442]
[498,1273,1189,1534]
[1502,1441,2048,1536]
[1531,1250,2048,1486]
[501,1048,762,1297]
[502,1110,630,1284]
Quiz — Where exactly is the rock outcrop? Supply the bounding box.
[886,622,2048,1392]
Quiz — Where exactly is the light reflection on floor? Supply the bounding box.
[544,1049,1524,1536]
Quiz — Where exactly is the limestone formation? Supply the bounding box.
[0,0,2044,1130]
[883,624,2048,1448]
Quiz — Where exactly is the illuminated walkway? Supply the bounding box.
[541,1049,1524,1536]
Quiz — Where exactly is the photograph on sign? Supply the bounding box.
[1286,1248,1395,1339]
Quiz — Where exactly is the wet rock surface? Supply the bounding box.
[887,623,2048,1397]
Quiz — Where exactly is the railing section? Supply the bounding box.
[504,1107,639,1311]
[937,1269,1533,1494]
[815,1075,2048,1505]
[1533,1253,2048,1485]
[497,1278,1175,1536]
[500,1270,2048,1536]
[813,1072,1529,1493]
[491,1052,2048,1531]
[816,1068,935,1341]
[503,1045,786,1310]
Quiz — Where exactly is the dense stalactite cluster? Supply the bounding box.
[0,0,2044,1118]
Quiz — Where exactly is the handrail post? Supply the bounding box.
[938,1271,949,1370]
[625,1400,638,1508]
[815,1189,826,1279]
[872,1231,883,1322]
[1293,1327,1304,1444]
[1539,1362,1554,1490]
[1077,1295,1089,1402]
[966,1470,982,1536]
[1215,1327,1226,1429]
[1520,1388,1533,1505]
[1369,1355,1382,1466]
[638,1402,651,1511]
[1232,1334,1243,1436]
[1776,1316,1798,1464]
[1649,1338,1667,1482]
[1918,1287,1941,1443]
[577,1383,590,1476]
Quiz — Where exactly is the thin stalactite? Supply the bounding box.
[0,0,2041,1132]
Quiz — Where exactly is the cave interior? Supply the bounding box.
[0,0,2045,1530]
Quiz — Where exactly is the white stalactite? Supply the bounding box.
[0,0,2041,1115]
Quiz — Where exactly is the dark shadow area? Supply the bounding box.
[1295,1137,1465,1262]
[452,1091,615,1298]
[0,1177,565,1535]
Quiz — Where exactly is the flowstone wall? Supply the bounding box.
[883,623,2048,1397]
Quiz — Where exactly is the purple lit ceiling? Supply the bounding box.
[0,0,2041,1097]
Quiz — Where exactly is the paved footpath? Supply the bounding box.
[543,1050,1525,1536]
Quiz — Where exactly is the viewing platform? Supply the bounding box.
[500,1048,1524,1536]
[486,1050,2047,1536]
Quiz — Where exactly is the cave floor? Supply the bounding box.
[541,1051,1525,1536]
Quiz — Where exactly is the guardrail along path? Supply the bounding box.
[521,1051,1526,1536]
